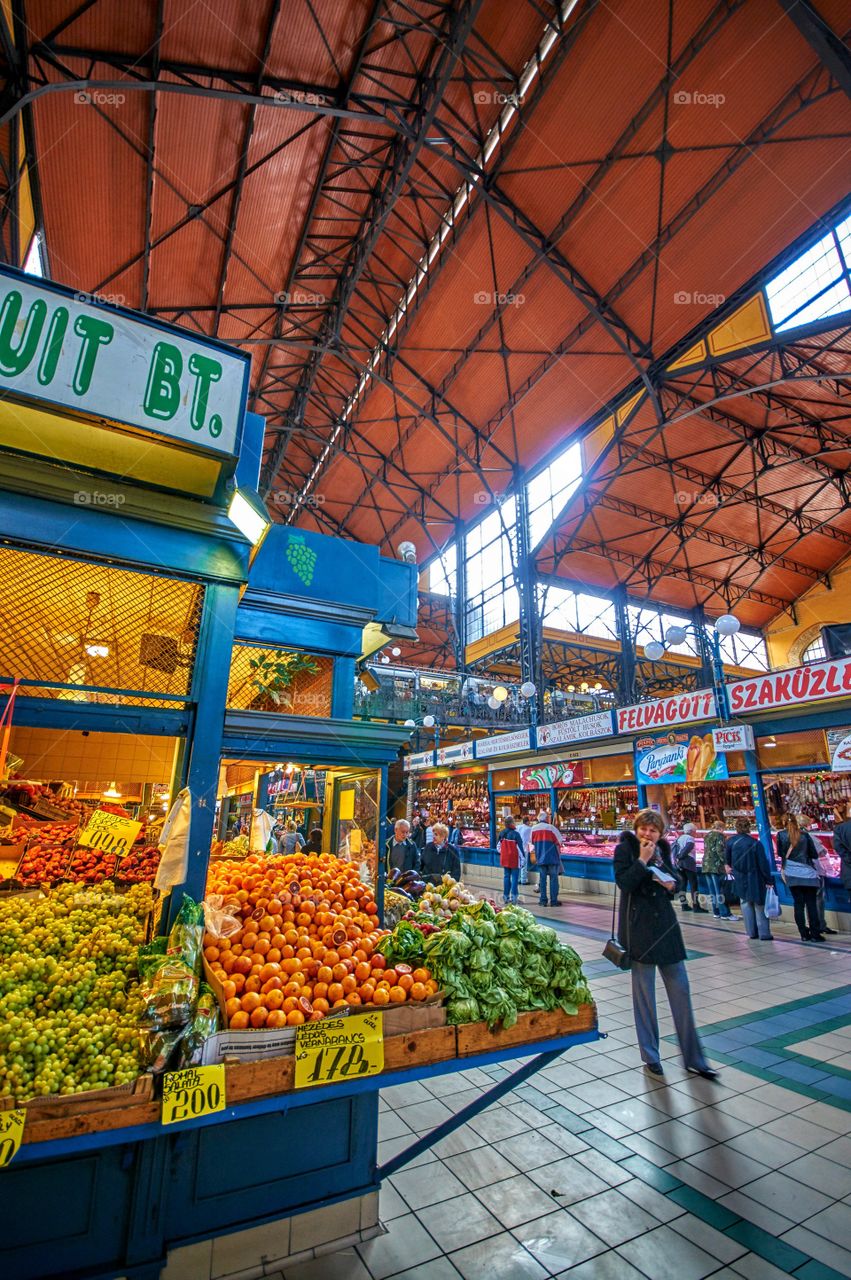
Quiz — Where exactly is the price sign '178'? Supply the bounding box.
[295,1011,383,1089]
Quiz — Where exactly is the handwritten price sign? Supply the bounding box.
[0,1108,25,1167]
[78,809,142,860]
[161,1065,226,1126]
[295,1011,383,1089]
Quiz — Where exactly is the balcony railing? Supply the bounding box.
[353,681,616,731]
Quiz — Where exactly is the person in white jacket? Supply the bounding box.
[517,817,532,885]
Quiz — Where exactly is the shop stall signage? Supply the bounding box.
[520,761,585,790]
[634,729,728,786]
[0,269,248,456]
[161,1065,226,1126]
[436,741,475,766]
[0,1108,25,1167]
[295,1009,383,1089]
[475,729,532,759]
[77,809,143,859]
[536,710,614,748]
[616,689,717,734]
[403,750,435,772]
[712,724,754,753]
[727,656,851,714]
[827,727,851,772]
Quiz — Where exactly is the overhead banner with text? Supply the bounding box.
[520,760,585,790]
[634,729,728,787]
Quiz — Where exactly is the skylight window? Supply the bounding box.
[23,233,44,277]
[766,213,851,332]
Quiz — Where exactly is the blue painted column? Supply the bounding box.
[377,762,389,919]
[178,581,242,911]
[487,771,496,848]
[745,750,774,861]
[332,656,356,719]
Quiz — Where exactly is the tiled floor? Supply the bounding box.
[283,890,851,1280]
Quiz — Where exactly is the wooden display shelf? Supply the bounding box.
[18,1004,596,1148]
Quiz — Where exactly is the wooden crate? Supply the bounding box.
[455,1003,597,1057]
[21,1072,154,1117]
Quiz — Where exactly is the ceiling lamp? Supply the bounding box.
[764,736,777,749]
[227,487,271,555]
[391,647,401,657]
[403,718,416,728]
[580,682,589,692]
[519,681,537,699]
[422,715,436,728]
[665,626,687,646]
[715,614,741,637]
[103,781,122,799]
[594,682,603,691]
[487,696,500,710]
[84,643,109,658]
[644,640,665,662]
[567,684,575,693]
[492,686,509,702]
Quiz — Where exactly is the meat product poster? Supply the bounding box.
[634,729,729,786]
[827,727,851,773]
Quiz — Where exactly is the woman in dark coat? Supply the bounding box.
[421,822,461,884]
[725,817,775,941]
[614,809,717,1080]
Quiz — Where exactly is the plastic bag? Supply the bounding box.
[155,788,192,891]
[250,808,275,854]
[764,885,781,919]
[202,894,242,941]
[140,1024,184,1073]
[179,984,219,1066]
[167,894,205,973]
[139,957,198,1028]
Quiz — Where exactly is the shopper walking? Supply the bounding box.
[672,823,706,912]
[805,820,838,935]
[496,816,523,904]
[447,818,464,849]
[614,810,718,1080]
[702,819,731,919]
[531,810,563,907]
[725,817,774,940]
[777,815,825,941]
[387,818,421,874]
[410,814,427,855]
[517,816,532,885]
[421,822,461,884]
[278,819,305,855]
[834,804,851,894]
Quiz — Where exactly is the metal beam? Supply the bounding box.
[777,0,851,98]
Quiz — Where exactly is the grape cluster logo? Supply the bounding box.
[286,534,317,587]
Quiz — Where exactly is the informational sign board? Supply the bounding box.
[295,1010,383,1089]
[474,729,532,759]
[403,750,435,772]
[77,809,142,859]
[161,1065,226,1126]
[338,790,355,821]
[634,729,729,787]
[436,741,475,765]
[520,760,585,790]
[616,689,717,734]
[727,657,851,714]
[536,711,614,748]
[712,724,755,753]
[827,727,851,772]
[0,269,248,455]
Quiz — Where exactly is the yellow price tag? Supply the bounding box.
[338,790,355,821]
[161,1065,226,1126]
[78,810,143,860]
[348,828,363,854]
[295,1011,383,1090]
[0,1108,25,1167]
[0,858,19,879]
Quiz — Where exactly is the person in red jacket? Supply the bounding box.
[497,816,523,904]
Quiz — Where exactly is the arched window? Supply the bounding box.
[801,637,826,664]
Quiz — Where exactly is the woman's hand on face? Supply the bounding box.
[639,840,656,863]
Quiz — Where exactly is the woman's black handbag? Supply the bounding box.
[603,883,631,970]
[722,875,740,907]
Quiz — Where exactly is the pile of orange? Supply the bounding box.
[204,852,437,1029]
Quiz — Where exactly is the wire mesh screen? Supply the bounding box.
[0,545,203,704]
[227,645,333,717]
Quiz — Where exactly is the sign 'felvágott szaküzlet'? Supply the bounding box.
[616,689,717,734]
[0,272,248,455]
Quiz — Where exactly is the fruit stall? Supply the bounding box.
[0,271,598,1280]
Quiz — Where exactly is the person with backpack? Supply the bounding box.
[672,822,706,912]
[496,816,523,904]
[777,815,825,941]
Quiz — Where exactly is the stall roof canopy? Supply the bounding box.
[7,0,851,625]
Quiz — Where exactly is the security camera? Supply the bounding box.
[397,541,417,564]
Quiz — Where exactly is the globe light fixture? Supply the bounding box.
[714,613,741,637]
[593,682,602,691]
[644,640,665,661]
[487,696,500,710]
[520,681,537,699]
[422,714,436,728]
[403,719,416,728]
[567,684,575,692]
[391,646,401,657]
[580,682,589,692]
[492,685,509,702]
[665,625,687,646]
